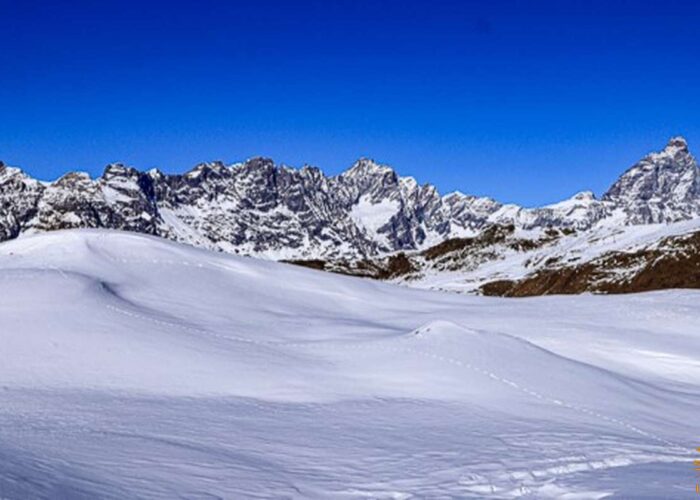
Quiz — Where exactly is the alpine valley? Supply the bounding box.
[1,137,699,295]
[2,139,700,499]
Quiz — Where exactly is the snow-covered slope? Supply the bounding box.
[1,137,699,261]
[385,217,700,295]
[0,230,698,498]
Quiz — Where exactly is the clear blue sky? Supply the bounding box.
[1,0,699,206]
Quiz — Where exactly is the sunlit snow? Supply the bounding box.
[0,230,697,498]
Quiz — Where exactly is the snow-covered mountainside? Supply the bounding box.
[370,218,700,295]
[0,230,698,498]
[1,137,699,261]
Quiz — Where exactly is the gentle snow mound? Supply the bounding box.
[0,230,697,498]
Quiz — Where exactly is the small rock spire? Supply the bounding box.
[665,136,688,153]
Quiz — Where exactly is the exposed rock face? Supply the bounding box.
[603,137,700,223]
[303,223,560,281]
[1,138,699,264]
[0,165,44,240]
[26,166,160,236]
[479,230,700,297]
[303,220,700,297]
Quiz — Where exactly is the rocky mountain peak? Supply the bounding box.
[0,162,12,179]
[55,171,92,186]
[185,161,229,179]
[103,163,143,181]
[147,168,165,180]
[242,157,275,170]
[343,158,395,179]
[603,136,699,223]
[0,164,42,191]
[647,136,693,167]
[665,135,688,153]
[571,190,596,201]
[1,137,700,259]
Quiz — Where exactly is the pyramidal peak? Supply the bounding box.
[103,163,141,179]
[664,136,689,153]
[645,135,692,163]
[343,158,395,178]
[602,136,700,223]
[185,161,229,177]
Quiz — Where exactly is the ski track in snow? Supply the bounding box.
[106,298,681,451]
[98,253,682,450]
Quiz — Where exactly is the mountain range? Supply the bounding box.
[1,137,699,294]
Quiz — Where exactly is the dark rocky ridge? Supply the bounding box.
[479,230,700,296]
[294,223,565,280]
[298,223,700,297]
[1,138,700,294]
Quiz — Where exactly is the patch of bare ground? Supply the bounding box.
[286,224,563,282]
[421,224,517,261]
[284,259,327,271]
[285,252,416,280]
[480,230,700,297]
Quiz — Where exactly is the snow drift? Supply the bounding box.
[0,230,698,498]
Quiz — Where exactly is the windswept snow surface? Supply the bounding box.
[0,230,698,499]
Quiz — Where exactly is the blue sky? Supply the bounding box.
[1,0,699,206]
